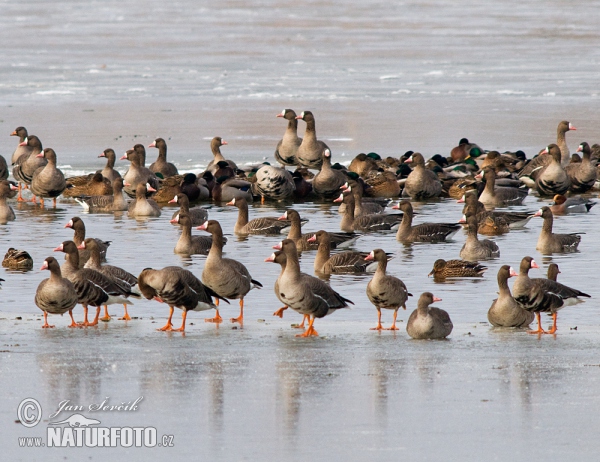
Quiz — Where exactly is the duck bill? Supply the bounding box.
[277,212,287,221]
[306,235,317,243]
[433,296,443,302]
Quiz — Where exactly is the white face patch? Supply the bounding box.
[280,109,286,116]
[369,250,374,258]
[300,111,305,118]
[324,149,330,157]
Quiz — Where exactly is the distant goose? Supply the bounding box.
[336,189,403,233]
[148,138,179,178]
[281,209,358,252]
[206,137,237,173]
[64,216,111,267]
[75,177,128,213]
[475,167,528,206]
[274,109,302,167]
[98,148,122,182]
[402,153,443,199]
[0,180,17,223]
[170,213,216,256]
[394,200,460,243]
[227,197,293,235]
[459,214,500,261]
[169,193,208,226]
[127,183,161,218]
[312,149,347,198]
[13,135,47,202]
[565,142,597,194]
[533,206,581,253]
[534,144,571,196]
[295,111,330,170]
[309,230,377,274]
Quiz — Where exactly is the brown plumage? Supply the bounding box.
[63,172,112,198]
[533,206,581,253]
[310,230,373,274]
[427,259,487,279]
[127,183,161,217]
[406,292,453,339]
[394,200,460,243]
[274,109,302,167]
[75,177,128,213]
[148,138,179,178]
[98,148,122,182]
[487,265,534,328]
[35,257,78,328]
[171,213,216,255]
[64,216,111,267]
[295,111,329,170]
[402,153,443,199]
[282,209,358,252]
[336,189,402,233]
[227,197,291,235]
[2,248,33,270]
[169,193,208,226]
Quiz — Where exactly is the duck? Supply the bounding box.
[120,149,160,198]
[148,138,179,178]
[0,180,17,223]
[475,167,528,206]
[365,248,411,331]
[364,170,401,198]
[268,239,353,337]
[292,169,313,199]
[169,193,208,226]
[394,200,461,243]
[63,172,113,198]
[12,135,47,202]
[274,109,302,167]
[348,153,379,177]
[534,144,571,197]
[80,238,140,321]
[197,220,262,324]
[475,215,510,235]
[309,230,376,274]
[128,183,161,218]
[565,142,597,194]
[30,148,67,207]
[335,189,403,233]
[170,213,215,255]
[460,214,500,260]
[206,137,237,172]
[227,196,291,234]
[427,259,487,279]
[295,111,330,169]
[212,176,253,203]
[450,138,482,163]
[251,163,295,202]
[406,292,453,339]
[487,265,534,328]
[512,256,590,334]
[35,257,79,328]
[2,248,33,270]
[533,206,581,253]
[402,153,443,199]
[75,177,128,213]
[64,216,111,267]
[10,126,29,165]
[339,176,389,216]
[151,174,185,203]
[549,194,595,214]
[280,209,358,252]
[312,149,347,198]
[458,192,533,229]
[98,148,122,182]
[138,266,226,332]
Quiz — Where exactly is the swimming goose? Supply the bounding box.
[487,265,534,328]
[312,149,347,198]
[13,135,46,202]
[427,259,487,279]
[339,178,387,216]
[98,148,122,182]
[336,189,403,233]
[2,248,33,270]
[565,142,597,193]
[475,167,528,206]
[533,206,581,253]
[534,144,571,196]
[402,153,443,199]
[206,137,237,172]
[64,216,111,267]
[35,257,78,328]
[197,220,262,324]
[365,248,411,331]
[274,109,302,167]
[75,177,128,213]
[394,200,460,243]
[0,180,17,223]
[281,209,358,251]
[549,194,595,214]
[127,183,161,218]
[30,148,66,207]
[459,214,500,261]
[120,149,160,198]
[170,213,215,255]
[458,192,533,230]
[148,138,179,178]
[406,292,453,339]
[227,196,292,234]
[169,193,208,226]
[309,230,375,274]
[295,111,330,169]
[251,163,295,202]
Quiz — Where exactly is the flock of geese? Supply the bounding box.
[0,112,597,339]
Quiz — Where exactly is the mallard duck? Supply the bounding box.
[364,170,400,198]
[427,259,487,279]
[2,248,33,270]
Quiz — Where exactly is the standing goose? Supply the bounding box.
[459,214,500,261]
[98,148,122,182]
[30,148,67,207]
[170,213,216,255]
[10,126,28,164]
[512,256,590,334]
[427,259,487,279]
[0,180,17,223]
[169,193,208,226]
[148,138,179,178]
[534,144,571,196]
[75,177,128,213]
[197,220,262,323]
[227,196,291,235]
[295,111,330,170]
[80,238,140,320]
[533,206,581,253]
[335,189,403,233]
[547,263,560,282]
[566,142,597,194]
[475,167,528,206]
[402,153,443,199]
[487,265,534,328]
[138,266,227,332]
[251,163,296,202]
[309,230,375,274]
[127,183,161,218]
[120,149,160,198]
[12,135,47,202]
[269,239,353,337]
[549,194,595,214]
[206,137,237,172]
[35,257,79,328]
[275,109,302,167]
[365,248,411,331]
[312,149,347,198]
[281,209,358,252]
[65,216,111,267]
[406,292,453,339]
[394,200,461,243]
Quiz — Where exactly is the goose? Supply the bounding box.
[169,193,208,226]
[98,148,122,182]
[120,149,160,198]
[487,265,534,328]
[402,153,443,199]
[295,111,330,169]
[458,192,533,229]
[534,144,571,196]
[0,180,17,223]
[274,109,302,167]
[0,153,7,180]
[268,239,353,337]
[2,248,33,270]
[533,206,581,253]
[459,214,500,261]
[475,167,528,206]
[64,216,111,267]
[170,213,215,255]
[206,137,237,172]
[138,266,227,332]
[512,256,590,334]
[127,183,161,218]
[12,135,47,202]
[309,230,376,274]
[63,172,113,198]
[212,176,253,203]
[75,177,128,213]
[335,189,403,233]
[406,292,453,339]
[30,148,66,207]
[365,248,411,331]
[227,196,291,234]
[197,220,262,323]
[427,259,487,279]
[549,194,595,214]
[35,257,78,328]
[251,163,295,202]
[547,263,560,282]
[10,126,28,164]
[339,178,388,216]
[566,142,597,193]
[312,149,347,198]
[394,200,460,243]
[148,138,179,178]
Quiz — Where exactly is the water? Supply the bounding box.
[1,1,600,460]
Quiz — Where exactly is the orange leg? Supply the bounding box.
[119,304,132,321]
[100,305,111,322]
[67,310,80,328]
[296,316,319,337]
[42,312,55,328]
[158,306,175,331]
[52,197,57,207]
[293,314,309,329]
[230,299,244,323]
[86,307,101,326]
[78,306,90,326]
[370,308,383,331]
[527,312,548,335]
[30,194,37,204]
[387,309,400,331]
[172,310,187,332]
[39,197,45,208]
[273,306,288,318]
[261,195,265,204]
[205,298,223,323]
[546,312,558,334]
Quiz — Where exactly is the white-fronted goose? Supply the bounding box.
[460,214,500,261]
[566,142,597,193]
[227,197,290,234]
[12,135,47,202]
[0,180,17,223]
[427,259,487,279]
[309,230,375,274]
[339,178,387,216]
[127,183,161,218]
[270,239,352,337]
[0,153,7,180]
[206,137,237,173]
[10,126,28,165]
[64,172,112,198]
[402,153,443,199]
[169,193,208,226]
[2,248,33,270]
[394,200,460,243]
[75,177,128,213]
[35,257,78,328]
[533,206,581,253]
[281,209,358,252]
[120,149,160,198]
[197,220,262,323]
[98,148,122,182]
[138,266,226,332]
[170,213,215,255]
[365,248,411,331]
[555,120,576,165]
[534,144,571,196]
[251,163,295,202]
[312,149,346,198]
[475,167,528,206]
[295,111,329,170]
[549,194,595,214]
[406,292,453,339]
[30,148,66,207]
[335,189,402,233]
[547,263,560,282]
[512,256,590,334]
[275,109,302,167]
[148,138,179,178]
[459,192,533,229]
[487,265,534,328]
[65,216,111,267]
